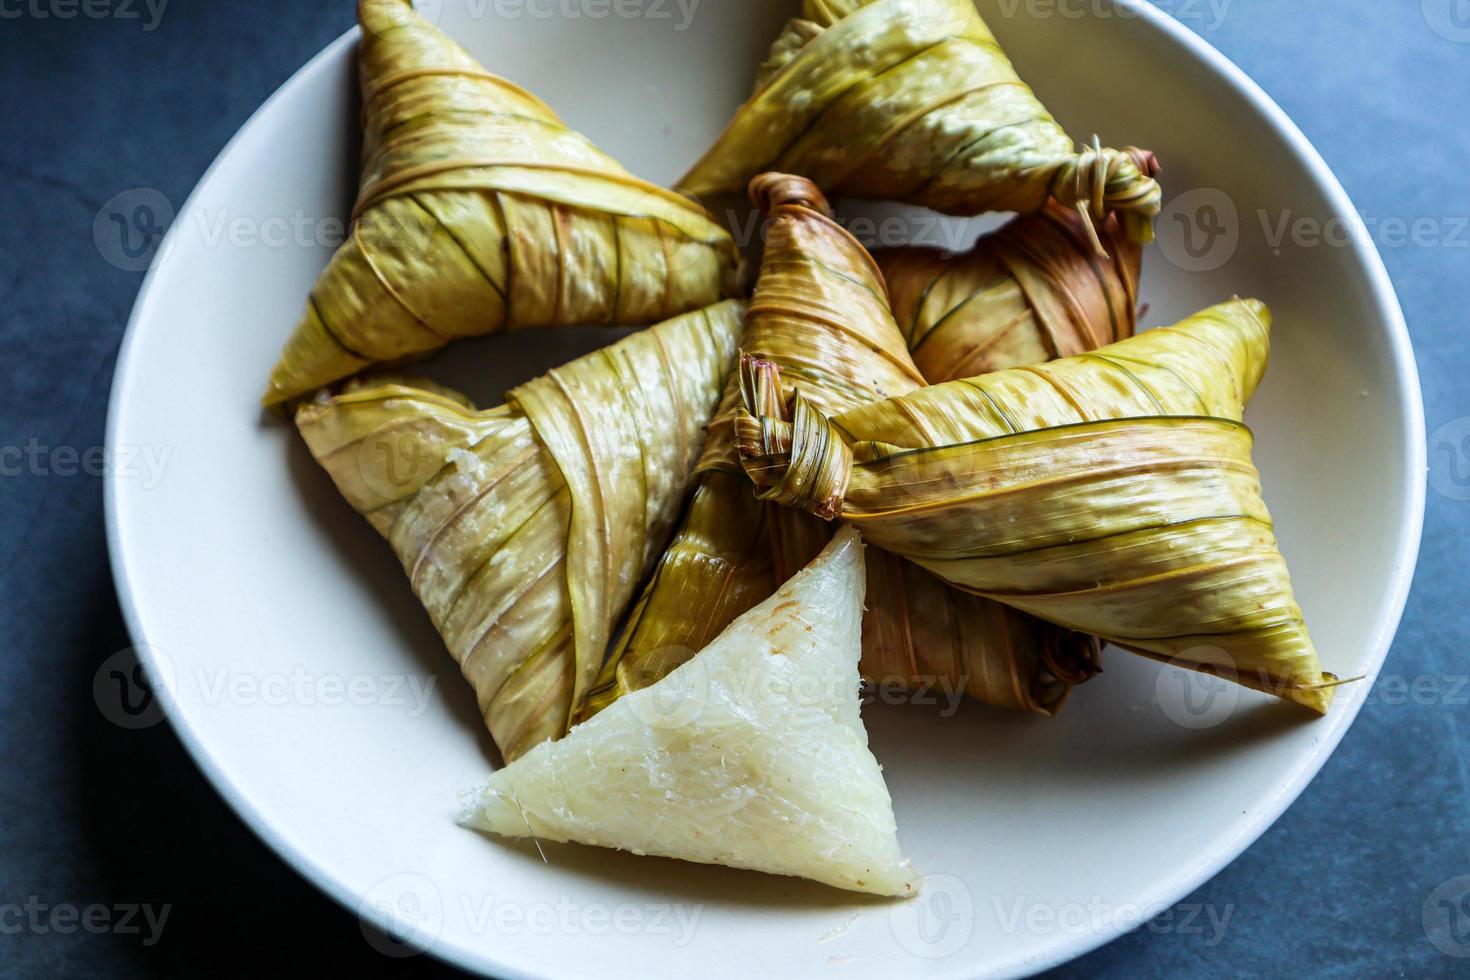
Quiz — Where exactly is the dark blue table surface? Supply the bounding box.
[1,1,1466,976]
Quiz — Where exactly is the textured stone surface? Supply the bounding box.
[0,1,1465,976]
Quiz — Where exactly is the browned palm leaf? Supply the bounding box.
[577,173,929,720]
[858,203,1143,709]
[582,174,1097,720]
[737,299,1336,713]
[876,204,1142,383]
[263,0,736,407]
[680,0,1161,243]
[296,300,745,759]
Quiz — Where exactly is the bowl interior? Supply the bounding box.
[107,3,1421,977]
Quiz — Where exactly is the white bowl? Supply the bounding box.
[106,2,1424,976]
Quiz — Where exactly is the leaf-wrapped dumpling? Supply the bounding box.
[680,0,1161,242]
[296,301,746,759]
[264,0,737,406]
[736,300,1337,712]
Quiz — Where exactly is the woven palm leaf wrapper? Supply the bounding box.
[577,173,923,719]
[876,203,1142,382]
[679,0,1161,244]
[263,0,737,407]
[856,203,1143,707]
[581,174,1098,721]
[737,299,1338,713]
[296,300,745,759]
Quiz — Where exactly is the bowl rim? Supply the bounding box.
[103,3,1426,977]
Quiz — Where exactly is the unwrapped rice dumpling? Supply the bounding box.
[464,525,918,897]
